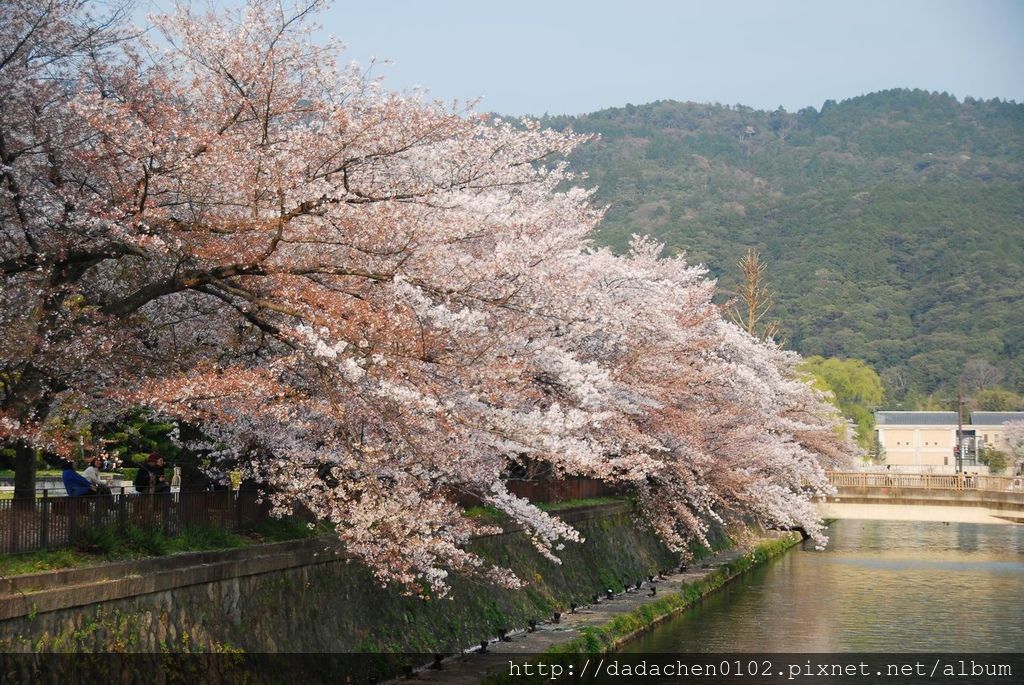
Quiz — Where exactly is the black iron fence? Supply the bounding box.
[0,477,626,556]
[0,489,270,555]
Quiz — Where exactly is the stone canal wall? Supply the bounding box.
[0,502,680,655]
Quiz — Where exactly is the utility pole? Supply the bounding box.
[956,377,964,473]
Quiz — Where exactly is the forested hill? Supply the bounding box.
[543,89,1024,401]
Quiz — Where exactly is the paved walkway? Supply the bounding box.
[396,538,788,684]
[818,500,1016,525]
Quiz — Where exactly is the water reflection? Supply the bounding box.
[618,520,1024,653]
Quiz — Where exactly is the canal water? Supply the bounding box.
[619,519,1024,653]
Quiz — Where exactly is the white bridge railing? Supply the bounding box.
[827,471,1023,493]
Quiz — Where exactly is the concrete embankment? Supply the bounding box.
[408,533,800,684]
[0,502,677,671]
[0,500,798,683]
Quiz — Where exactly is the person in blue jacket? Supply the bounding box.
[61,459,96,497]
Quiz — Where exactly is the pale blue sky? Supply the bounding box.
[142,0,1024,115]
[321,0,1023,115]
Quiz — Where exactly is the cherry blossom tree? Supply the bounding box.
[1,0,140,495]
[538,239,849,550]
[2,0,855,592]
[1005,421,1024,475]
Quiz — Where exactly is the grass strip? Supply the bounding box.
[0,517,329,578]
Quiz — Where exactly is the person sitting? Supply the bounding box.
[83,456,107,490]
[83,455,115,506]
[61,459,95,498]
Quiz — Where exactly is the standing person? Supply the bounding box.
[151,455,171,494]
[134,453,168,494]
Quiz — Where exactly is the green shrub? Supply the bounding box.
[72,525,120,555]
[117,467,138,482]
[979,446,1009,474]
[123,525,169,556]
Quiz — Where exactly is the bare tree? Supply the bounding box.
[727,248,782,343]
[961,359,1005,395]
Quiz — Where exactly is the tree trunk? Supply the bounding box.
[14,440,37,508]
[2,363,59,505]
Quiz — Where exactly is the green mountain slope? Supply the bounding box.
[544,89,1024,400]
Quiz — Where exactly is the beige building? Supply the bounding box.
[971,411,1024,454]
[875,411,957,471]
[875,410,1024,473]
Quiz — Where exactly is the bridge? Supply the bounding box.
[818,472,1024,525]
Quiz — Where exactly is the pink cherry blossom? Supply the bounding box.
[1,0,856,593]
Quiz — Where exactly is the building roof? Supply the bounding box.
[970,411,1024,426]
[876,411,959,426]
[875,411,1024,427]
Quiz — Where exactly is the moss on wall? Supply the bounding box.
[0,502,679,680]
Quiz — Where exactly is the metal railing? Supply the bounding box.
[827,471,1023,492]
[0,488,269,555]
[1,476,626,556]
